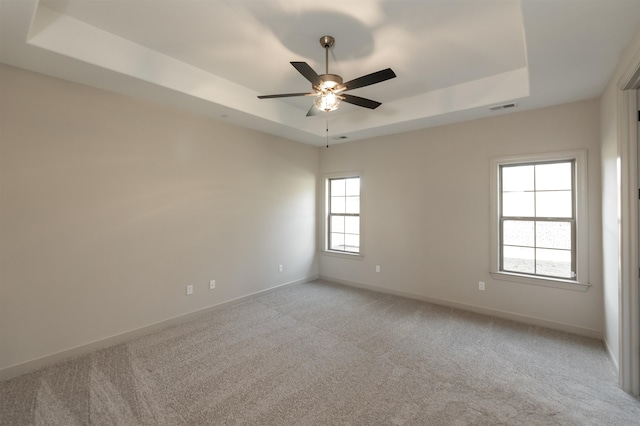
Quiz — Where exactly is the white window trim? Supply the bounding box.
[321,171,364,258]
[489,150,590,292]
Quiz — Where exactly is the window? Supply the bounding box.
[500,161,575,278]
[490,150,589,291]
[326,176,360,254]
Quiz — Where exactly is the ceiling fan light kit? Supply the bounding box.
[258,35,396,116]
[313,71,343,112]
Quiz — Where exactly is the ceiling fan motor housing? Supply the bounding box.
[317,74,343,90]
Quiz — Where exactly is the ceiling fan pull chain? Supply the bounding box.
[326,113,329,148]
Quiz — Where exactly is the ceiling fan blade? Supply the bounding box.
[340,68,396,91]
[257,93,314,99]
[291,62,322,86]
[342,94,382,109]
[306,104,321,117]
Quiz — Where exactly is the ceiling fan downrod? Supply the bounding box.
[320,35,334,75]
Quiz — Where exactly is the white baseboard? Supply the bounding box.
[603,335,620,373]
[319,275,603,340]
[0,275,318,381]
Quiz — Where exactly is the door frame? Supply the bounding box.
[618,53,640,396]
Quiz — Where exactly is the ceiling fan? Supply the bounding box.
[258,36,396,117]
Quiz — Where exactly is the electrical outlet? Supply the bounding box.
[278,264,283,273]
[375,265,380,273]
[186,285,193,295]
[209,280,215,290]
[479,281,485,291]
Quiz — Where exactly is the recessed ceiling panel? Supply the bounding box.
[1,0,637,145]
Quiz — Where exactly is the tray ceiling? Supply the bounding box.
[1,0,639,145]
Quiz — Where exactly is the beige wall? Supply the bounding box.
[0,61,616,374]
[0,65,319,371]
[320,99,603,336]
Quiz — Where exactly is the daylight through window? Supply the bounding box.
[328,176,360,254]
[499,160,576,279]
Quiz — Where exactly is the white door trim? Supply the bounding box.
[617,50,640,396]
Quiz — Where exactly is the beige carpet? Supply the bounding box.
[2,279,640,425]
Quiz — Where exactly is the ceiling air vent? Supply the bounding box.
[489,102,518,112]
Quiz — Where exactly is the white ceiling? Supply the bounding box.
[1,0,639,146]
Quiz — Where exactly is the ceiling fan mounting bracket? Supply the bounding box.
[319,35,335,49]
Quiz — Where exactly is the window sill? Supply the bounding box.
[490,271,590,292]
[321,250,363,260]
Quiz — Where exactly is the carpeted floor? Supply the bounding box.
[2,279,640,425]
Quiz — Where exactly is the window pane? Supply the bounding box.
[536,248,572,278]
[536,191,572,218]
[331,216,344,233]
[345,196,360,214]
[502,165,534,192]
[535,162,572,191]
[345,216,359,235]
[503,246,535,273]
[502,192,534,217]
[328,175,360,254]
[331,179,345,196]
[536,221,571,250]
[344,234,359,251]
[330,233,344,250]
[496,154,582,282]
[345,178,360,196]
[503,220,534,247]
[331,196,345,214]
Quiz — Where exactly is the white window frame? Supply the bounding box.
[322,172,363,257]
[489,150,590,291]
